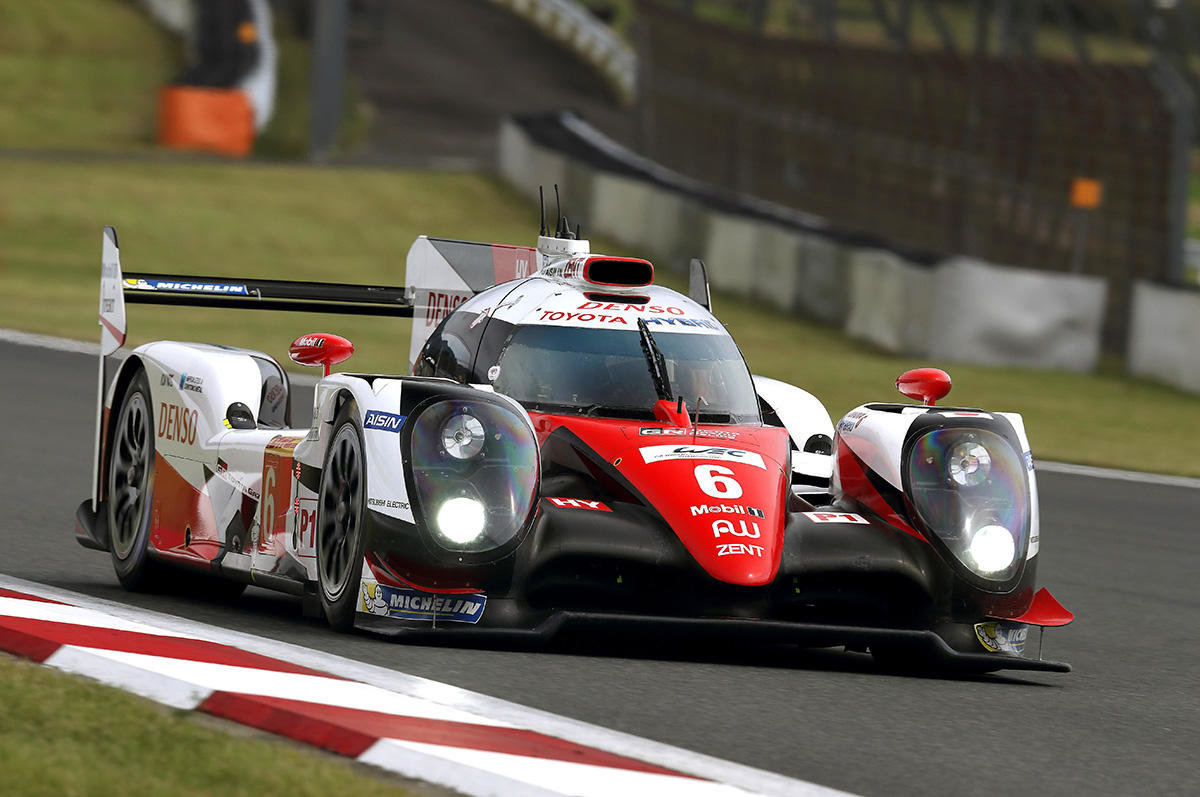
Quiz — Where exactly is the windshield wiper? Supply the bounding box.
[637,318,672,402]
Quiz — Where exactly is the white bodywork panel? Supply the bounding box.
[751,375,834,481]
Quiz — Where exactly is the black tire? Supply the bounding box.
[316,401,368,631]
[107,369,168,590]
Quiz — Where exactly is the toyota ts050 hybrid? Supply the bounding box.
[76,214,1073,673]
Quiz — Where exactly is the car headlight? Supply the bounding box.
[408,399,538,554]
[906,428,1029,582]
[441,413,485,459]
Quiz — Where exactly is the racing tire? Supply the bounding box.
[316,401,368,632]
[107,369,168,591]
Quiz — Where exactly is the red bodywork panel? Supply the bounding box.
[530,412,790,587]
[1008,587,1074,626]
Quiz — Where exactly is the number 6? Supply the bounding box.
[695,464,742,499]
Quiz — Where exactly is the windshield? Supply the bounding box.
[492,325,760,423]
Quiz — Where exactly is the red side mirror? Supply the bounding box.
[896,368,951,406]
[289,333,354,377]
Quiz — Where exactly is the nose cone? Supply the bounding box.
[618,442,788,586]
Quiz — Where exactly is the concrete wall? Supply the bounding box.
[1128,280,1200,393]
[498,117,1115,374]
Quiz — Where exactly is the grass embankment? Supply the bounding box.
[0,655,418,795]
[0,0,180,152]
[1,157,1198,477]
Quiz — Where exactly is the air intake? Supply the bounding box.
[583,257,653,287]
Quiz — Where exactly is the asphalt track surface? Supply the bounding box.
[342,0,634,167]
[3,341,1198,796]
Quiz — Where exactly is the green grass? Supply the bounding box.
[0,654,418,795]
[0,0,364,158]
[0,0,181,152]
[1,156,1198,477]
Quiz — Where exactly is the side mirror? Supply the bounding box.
[896,368,951,406]
[289,333,354,377]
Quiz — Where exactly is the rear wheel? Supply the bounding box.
[316,402,368,631]
[107,370,167,590]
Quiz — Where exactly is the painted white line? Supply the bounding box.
[0,327,316,383]
[1034,460,1200,489]
[373,739,760,797]
[74,647,510,726]
[0,575,843,797]
[0,328,100,355]
[3,327,1197,487]
[44,645,213,710]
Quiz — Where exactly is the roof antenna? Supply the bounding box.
[553,184,564,237]
[539,186,547,237]
[575,222,582,239]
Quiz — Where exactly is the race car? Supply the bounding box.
[75,214,1073,672]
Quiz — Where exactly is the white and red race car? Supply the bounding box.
[77,214,1073,672]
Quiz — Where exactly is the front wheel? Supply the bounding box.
[316,402,368,631]
[107,369,167,590]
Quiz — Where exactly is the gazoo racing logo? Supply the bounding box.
[363,411,406,433]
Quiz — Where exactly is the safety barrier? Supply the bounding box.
[1128,281,1200,394]
[488,0,636,102]
[499,113,1109,373]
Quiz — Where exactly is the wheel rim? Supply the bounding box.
[318,426,363,602]
[110,392,152,560]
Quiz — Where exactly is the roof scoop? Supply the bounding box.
[543,255,654,288]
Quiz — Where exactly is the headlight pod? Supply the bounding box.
[408,399,538,554]
[906,428,1029,583]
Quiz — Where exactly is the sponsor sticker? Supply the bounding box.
[178,372,203,393]
[974,621,1029,655]
[640,445,765,469]
[367,497,410,511]
[803,511,869,524]
[158,402,198,445]
[690,504,763,517]
[294,335,325,348]
[363,411,406,433]
[640,427,740,440]
[359,581,486,624]
[544,497,612,511]
[836,410,868,434]
[124,278,249,295]
[1024,451,1035,471]
[711,519,761,538]
[716,542,763,557]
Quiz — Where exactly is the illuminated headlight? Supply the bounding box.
[907,428,1029,583]
[408,398,538,555]
[436,497,486,544]
[441,413,485,459]
[967,524,1017,574]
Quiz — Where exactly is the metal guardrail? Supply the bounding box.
[488,0,636,101]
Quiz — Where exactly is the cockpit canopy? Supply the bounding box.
[492,325,759,423]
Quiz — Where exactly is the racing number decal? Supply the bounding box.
[695,464,742,499]
[259,436,303,555]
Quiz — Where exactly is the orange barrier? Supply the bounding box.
[156,85,255,158]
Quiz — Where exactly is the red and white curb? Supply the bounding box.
[0,576,846,797]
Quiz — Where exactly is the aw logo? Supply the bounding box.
[364,411,406,433]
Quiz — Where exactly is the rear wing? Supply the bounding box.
[92,225,414,507]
